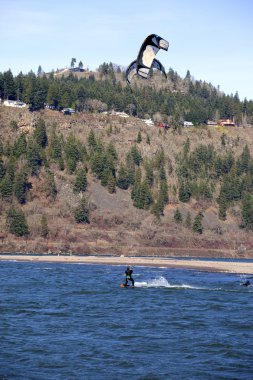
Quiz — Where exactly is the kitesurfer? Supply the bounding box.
[125,266,135,287]
[241,280,251,287]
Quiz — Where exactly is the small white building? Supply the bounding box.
[183,121,194,127]
[3,100,27,108]
[141,118,154,126]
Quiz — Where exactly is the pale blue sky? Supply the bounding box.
[1,0,253,100]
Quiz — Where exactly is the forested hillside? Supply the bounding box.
[0,65,253,257]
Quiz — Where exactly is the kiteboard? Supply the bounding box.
[120,284,134,288]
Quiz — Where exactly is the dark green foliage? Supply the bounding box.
[6,206,29,236]
[34,118,48,148]
[237,145,251,175]
[74,167,87,193]
[132,178,152,209]
[3,69,16,99]
[90,140,117,190]
[128,145,142,166]
[218,198,227,221]
[131,168,142,204]
[14,169,28,204]
[0,173,13,199]
[49,129,63,160]
[0,67,253,128]
[117,163,130,190]
[13,134,27,158]
[106,140,118,161]
[40,215,49,238]
[1,68,253,227]
[159,179,169,205]
[192,212,204,234]
[0,157,5,180]
[87,129,97,151]
[159,165,167,181]
[91,150,105,179]
[174,208,182,223]
[136,131,142,143]
[26,139,42,175]
[154,149,165,170]
[65,133,81,173]
[241,192,253,230]
[179,182,191,202]
[75,197,90,224]
[145,161,154,187]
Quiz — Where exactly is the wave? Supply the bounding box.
[134,276,203,289]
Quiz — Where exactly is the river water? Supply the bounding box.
[0,260,252,379]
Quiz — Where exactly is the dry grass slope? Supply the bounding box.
[1,106,253,258]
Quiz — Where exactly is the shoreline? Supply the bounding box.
[0,254,253,274]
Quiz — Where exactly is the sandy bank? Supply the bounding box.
[0,254,252,274]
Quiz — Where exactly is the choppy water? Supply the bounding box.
[0,260,253,379]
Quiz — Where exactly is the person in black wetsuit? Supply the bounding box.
[125,266,134,287]
[242,280,251,287]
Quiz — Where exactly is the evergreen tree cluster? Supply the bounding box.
[177,139,253,229]
[1,66,253,125]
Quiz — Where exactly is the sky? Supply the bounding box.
[1,0,253,100]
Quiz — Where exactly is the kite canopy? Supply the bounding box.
[126,34,169,85]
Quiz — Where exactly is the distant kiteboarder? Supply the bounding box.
[241,280,251,287]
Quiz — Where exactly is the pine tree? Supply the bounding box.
[192,212,204,234]
[13,133,27,158]
[6,206,29,236]
[41,215,49,238]
[136,131,142,143]
[159,179,169,205]
[174,208,182,223]
[0,173,13,199]
[128,145,142,166]
[65,133,80,173]
[87,129,97,152]
[117,163,129,190]
[241,192,253,230]
[75,197,90,224]
[74,167,87,193]
[136,179,152,209]
[26,139,42,175]
[131,168,142,204]
[179,182,191,202]
[106,140,118,161]
[3,69,16,99]
[145,161,154,187]
[34,118,48,148]
[14,169,28,204]
[49,129,62,160]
